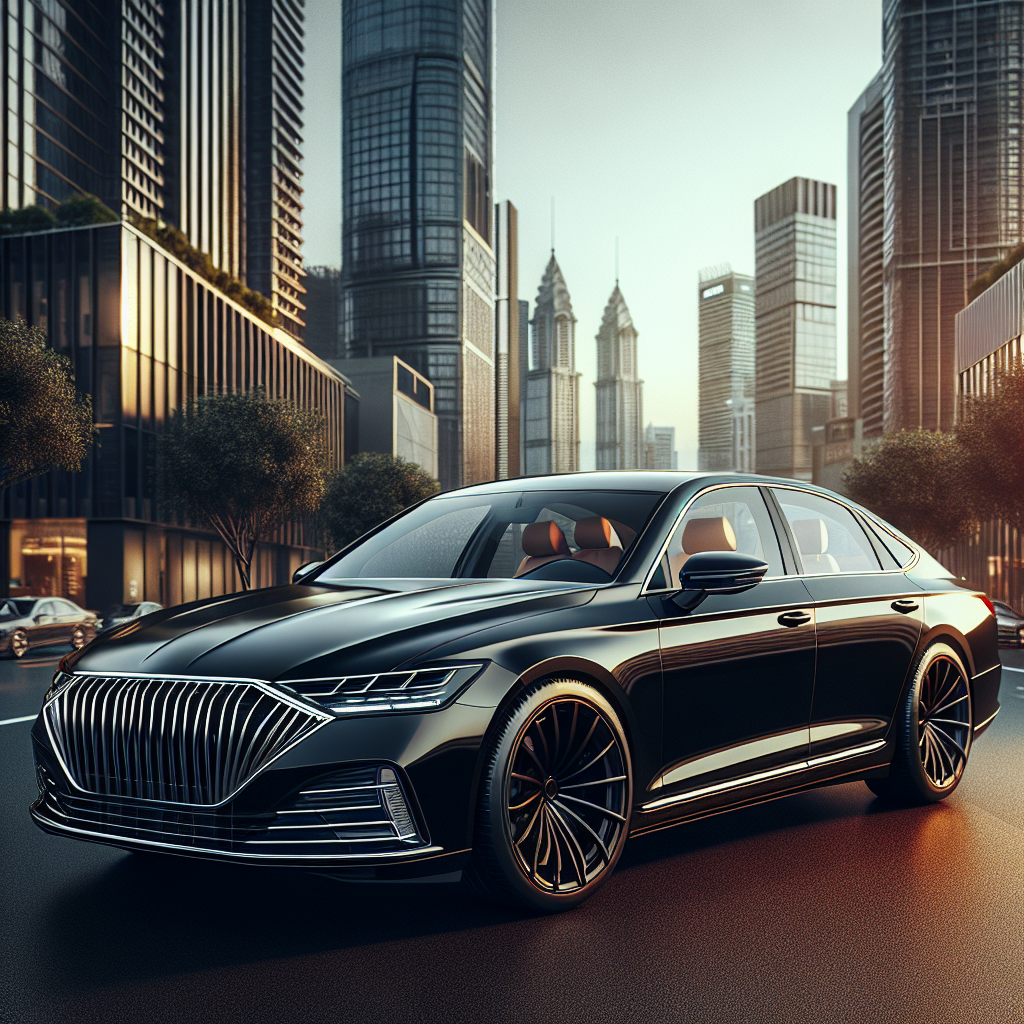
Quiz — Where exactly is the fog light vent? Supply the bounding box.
[378,766,416,839]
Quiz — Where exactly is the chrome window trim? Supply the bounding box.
[640,739,886,812]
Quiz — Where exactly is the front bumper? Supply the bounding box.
[30,694,497,875]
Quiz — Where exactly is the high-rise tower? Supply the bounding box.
[594,284,643,470]
[754,178,837,481]
[847,71,885,439]
[697,266,755,471]
[341,0,495,490]
[494,201,520,480]
[524,254,579,475]
[882,0,1024,433]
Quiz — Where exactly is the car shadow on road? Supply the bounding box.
[32,778,925,995]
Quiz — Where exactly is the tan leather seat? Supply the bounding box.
[669,517,737,586]
[515,521,571,576]
[791,519,840,574]
[570,517,623,576]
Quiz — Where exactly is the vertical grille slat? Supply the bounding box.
[44,675,325,806]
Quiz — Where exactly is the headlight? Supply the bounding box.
[278,664,484,715]
[45,670,75,704]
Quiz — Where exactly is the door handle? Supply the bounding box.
[778,610,812,627]
[891,599,919,614]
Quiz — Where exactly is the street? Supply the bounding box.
[1,646,1021,1023]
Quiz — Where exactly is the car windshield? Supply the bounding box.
[316,489,665,583]
[0,599,36,618]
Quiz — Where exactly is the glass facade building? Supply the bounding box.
[0,222,353,611]
[594,284,643,471]
[697,266,755,472]
[882,0,1024,433]
[341,0,495,490]
[494,200,520,480]
[754,177,838,481]
[524,254,579,475]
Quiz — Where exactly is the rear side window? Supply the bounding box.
[863,519,916,568]
[773,489,880,575]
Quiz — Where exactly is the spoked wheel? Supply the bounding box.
[466,678,632,912]
[867,642,972,804]
[11,629,29,659]
[71,626,88,650]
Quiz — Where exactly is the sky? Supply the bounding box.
[302,0,884,469]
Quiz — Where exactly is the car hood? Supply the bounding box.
[67,578,597,681]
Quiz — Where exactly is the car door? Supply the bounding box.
[52,600,83,644]
[647,485,816,796]
[768,487,924,759]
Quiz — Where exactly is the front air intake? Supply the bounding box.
[44,674,329,805]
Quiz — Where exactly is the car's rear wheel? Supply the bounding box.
[867,642,972,804]
[464,678,632,912]
[10,629,29,659]
[71,626,88,650]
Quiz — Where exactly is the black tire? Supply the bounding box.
[464,677,632,912]
[867,642,972,805]
[11,629,29,659]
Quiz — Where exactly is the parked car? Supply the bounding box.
[992,599,1024,648]
[0,597,97,659]
[98,602,163,634]
[30,473,1001,911]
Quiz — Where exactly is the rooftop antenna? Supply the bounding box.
[550,196,555,253]
[615,236,619,287]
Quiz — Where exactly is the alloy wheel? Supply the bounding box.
[505,696,628,894]
[917,655,971,790]
[11,629,29,659]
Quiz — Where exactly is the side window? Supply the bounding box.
[661,487,784,588]
[35,602,55,617]
[773,490,880,575]
[864,519,916,568]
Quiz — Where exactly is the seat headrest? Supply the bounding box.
[522,520,570,557]
[681,517,737,554]
[792,519,828,555]
[574,517,621,550]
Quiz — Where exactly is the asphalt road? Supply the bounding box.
[1,644,1021,1024]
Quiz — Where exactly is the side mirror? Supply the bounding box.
[678,551,769,594]
[292,561,323,584]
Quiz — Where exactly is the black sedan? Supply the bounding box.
[29,473,1001,911]
[0,597,97,659]
[992,599,1024,648]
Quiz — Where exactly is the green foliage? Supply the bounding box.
[129,215,279,327]
[843,429,976,552]
[321,453,440,550]
[159,392,328,589]
[0,205,57,234]
[968,241,1024,303]
[56,193,118,227]
[956,363,1024,533]
[0,318,94,492]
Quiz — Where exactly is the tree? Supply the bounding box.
[56,193,118,227]
[0,318,94,492]
[843,429,976,552]
[159,392,328,589]
[321,453,440,550]
[0,205,57,235]
[956,363,1024,534]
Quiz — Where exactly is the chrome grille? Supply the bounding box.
[44,674,328,805]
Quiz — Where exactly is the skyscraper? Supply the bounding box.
[754,178,837,481]
[2,1,306,336]
[882,0,1024,433]
[644,424,678,471]
[697,265,755,471]
[847,71,885,439]
[341,0,495,490]
[524,254,579,475]
[595,284,643,470]
[494,201,520,480]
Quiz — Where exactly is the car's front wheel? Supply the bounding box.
[867,642,972,804]
[465,678,632,912]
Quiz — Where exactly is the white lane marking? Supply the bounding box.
[1002,665,1024,673]
[0,714,37,726]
